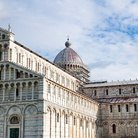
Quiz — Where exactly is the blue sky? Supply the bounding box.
[1,0,138,81]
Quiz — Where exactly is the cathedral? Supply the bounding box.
[0,25,137,138]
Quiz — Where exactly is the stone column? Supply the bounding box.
[51,85,54,101]
[3,85,5,101]
[61,112,65,138]
[89,121,92,138]
[8,48,10,61]
[3,65,6,80]
[21,113,25,138]
[2,48,4,61]
[77,117,80,138]
[22,55,24,65]
[9,66,11,80]
[14,68,16,79]
[23,72,25,78]
[20,85,23,101]
[74,117,76,138]
[8,85,11,101]
[65,114,69,138]
[51,110,56,138]
[14,85,17,101]
[57,112,60,138]
[32,83,34,100]
[83,119,86,138]
[68,114,70,138]
[70,114,73,138]
[26,84,28,100]
[3,114,7,138]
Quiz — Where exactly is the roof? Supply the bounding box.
[96,97,138,104]
[0,27,14,35]
[54,47,83,65]
[84,79,138,88]
[14,41,80,80]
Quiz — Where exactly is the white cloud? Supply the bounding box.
[0,0,138,81]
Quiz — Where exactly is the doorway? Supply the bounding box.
[10,128,19,138]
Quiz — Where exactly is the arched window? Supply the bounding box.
[112,124,116,133]
[94,90,97,96]
[19,53,21,63]
[10,49,12,60]
[106,89,108,95]
[28,58,31,68]
[38,62,39,72]
[57,113,59,122]
[2,34,5,39]
[14,48,18,63]
[47,84,50,93]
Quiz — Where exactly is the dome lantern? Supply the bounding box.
[65,37,71,48]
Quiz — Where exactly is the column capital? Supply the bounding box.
[20,85,23,89]
[14,85,17,89]
[3,84,5,89]
[8,85,11,89]
[3,65,6,68]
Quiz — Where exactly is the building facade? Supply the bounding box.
[84,80,138,138]
[0,25,137,138]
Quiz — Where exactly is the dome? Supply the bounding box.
[53,38,89,83]
[54,39,83,65]
[54,47,83,65]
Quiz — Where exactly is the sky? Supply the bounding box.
[0,0,138,82]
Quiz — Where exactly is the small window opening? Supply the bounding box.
[112,124,116,133]
[119,88,121,95]
[134,104,137,112]
[110,105,112,113]
[126,105,128,112]
[16,88,19,97]
[2,34,5,39]
[94,90,97,96]
[16,71,20,79]
[118,105,120,112]
[57,113,59,122]
[106,89,108,95]
[133,87,135,93]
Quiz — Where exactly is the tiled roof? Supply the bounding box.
[96,97,138,103]
[84,80,138,88]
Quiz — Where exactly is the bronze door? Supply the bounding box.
[10,128,19,138]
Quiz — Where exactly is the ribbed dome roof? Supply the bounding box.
[54,38,83,65]
[54,47,83,65]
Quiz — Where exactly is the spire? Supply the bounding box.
[67,35,70,41]
[8,23,12,32]
[65,35,71,48]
